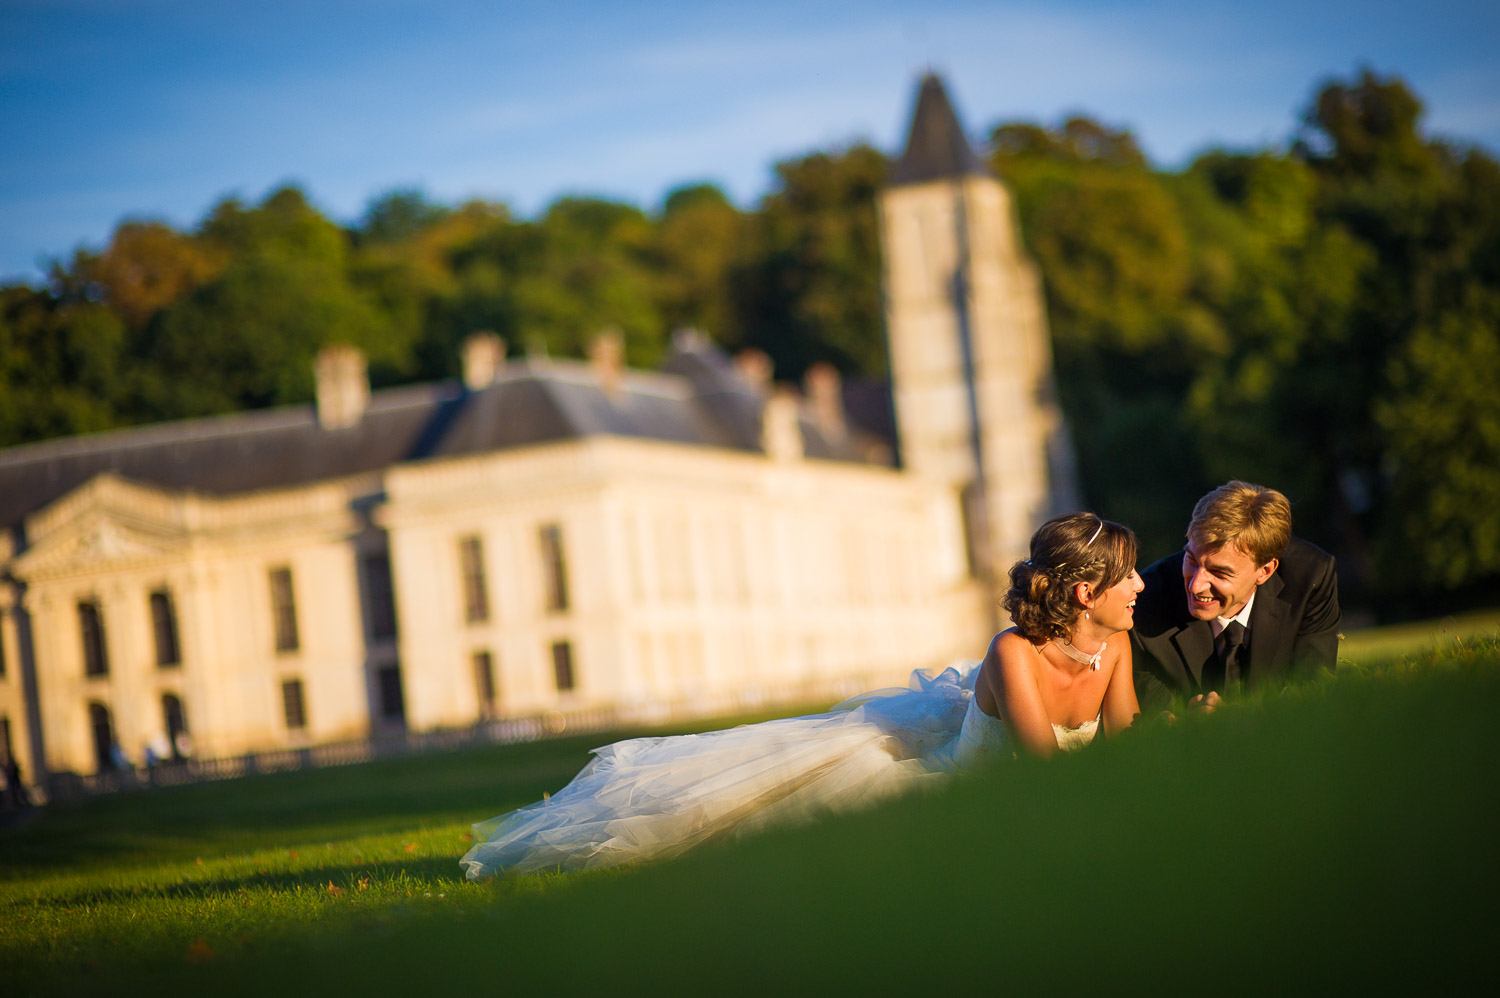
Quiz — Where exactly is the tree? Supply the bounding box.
[651,184,746,344]
[1295,70,1500,601]
[142,186,401,415]
[0,285,126,446]
[991,116,1146,168]
[1376,291,1500,589]
[357,188,450,246]
[511,197,665,365]
[989,117,1207,555]
[738,143,888,380]
[77,221,223,330]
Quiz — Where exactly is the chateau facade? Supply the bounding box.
[0,76,1073,793]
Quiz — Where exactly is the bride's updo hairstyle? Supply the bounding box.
[1003,512,1138,641]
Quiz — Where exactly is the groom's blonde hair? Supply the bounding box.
[1188,481,1292,567]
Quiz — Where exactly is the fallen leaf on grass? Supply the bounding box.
[186,939,215,963]
[460,832,473,842]
[357,877,370,891]
[404,842,419,853]
[327,882,343,897]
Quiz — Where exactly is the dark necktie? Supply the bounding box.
[1218,621,1247,687]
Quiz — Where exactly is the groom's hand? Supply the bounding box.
[1187,691,1222,713]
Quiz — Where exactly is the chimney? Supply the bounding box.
[590,327,625,394]
[734,349,772,396]
[462,331,506,391]
[761,387,804,462]
[803,362,847,442]
[315,344,368,430]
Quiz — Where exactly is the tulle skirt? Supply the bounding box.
[460,666,976,878]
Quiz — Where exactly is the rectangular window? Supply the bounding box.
[269,567,300,653]
[550,640,576,692]
[472,650,496,714]
[78,600,109,677]
[362,553,398,641]
[459,536,489,624]
[376,665,405,722]
[149,589,181,667]
[539,524,570,612]
[281,678,307,731]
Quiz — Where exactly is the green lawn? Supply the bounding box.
[4,625,1497,995]
[1340,607,1500,663]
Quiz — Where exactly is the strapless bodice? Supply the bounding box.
[950,696,1099,768]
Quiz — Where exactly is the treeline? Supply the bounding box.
[3,69,1497,614]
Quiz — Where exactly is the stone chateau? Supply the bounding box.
[0,76,1075,795]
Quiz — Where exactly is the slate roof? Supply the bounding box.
[888,73,990,186]
[0,338,894,535]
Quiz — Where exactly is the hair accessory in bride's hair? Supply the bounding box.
[1085,515,1104,547]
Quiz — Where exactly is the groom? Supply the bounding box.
[1130,481,1342,711]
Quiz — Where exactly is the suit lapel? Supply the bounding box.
[1169,619,1217,687]
[1248,571,1292,680]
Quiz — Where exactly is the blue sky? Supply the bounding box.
[2,0,1497,283]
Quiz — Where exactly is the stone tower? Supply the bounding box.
[879,74,1078,585]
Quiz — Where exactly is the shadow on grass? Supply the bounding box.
[3,705,831,877]
[16,855,477,912]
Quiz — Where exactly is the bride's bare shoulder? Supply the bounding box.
[992,627,1039,657]
[986,629,1044,684]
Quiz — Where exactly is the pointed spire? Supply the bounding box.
[888,73,990,186]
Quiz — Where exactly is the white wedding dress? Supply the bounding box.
[460,664,1100,879]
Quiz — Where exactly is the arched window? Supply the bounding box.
[88,702,114,772]
[161,694,188,760]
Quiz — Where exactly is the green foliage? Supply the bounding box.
[737,143,889,378]
[1375,293,1500,587]
[1294,71,1500,600]
[993,123,1211,556]
[0,287,126,445]
[991,115,1147,167]
[515,197,665,365]
[357,188,451,246]
[651,183,747,343]
[140,186,403,416]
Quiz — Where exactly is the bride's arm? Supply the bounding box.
[982,631,1059,759]
[1101,632,1142,737]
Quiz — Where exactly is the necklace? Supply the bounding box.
[1052,638,1103,671]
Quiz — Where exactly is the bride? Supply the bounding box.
[460,512,1143,879]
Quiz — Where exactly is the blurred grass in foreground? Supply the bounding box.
[4,631,1497,996]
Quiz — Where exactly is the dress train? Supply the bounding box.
[460,664,1095,878]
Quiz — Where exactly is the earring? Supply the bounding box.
[1084,611,1090,620]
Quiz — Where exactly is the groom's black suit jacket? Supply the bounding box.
[1130,537,1341,711]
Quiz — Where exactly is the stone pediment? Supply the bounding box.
[10,474,190,580]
